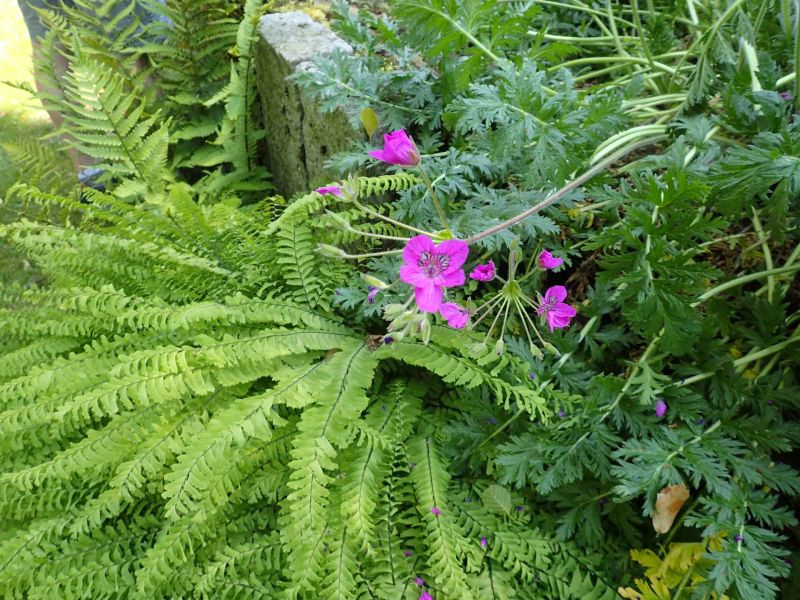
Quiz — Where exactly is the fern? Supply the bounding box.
[60,58,170,199]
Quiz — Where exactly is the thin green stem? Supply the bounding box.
[631,0,660,90]
[784,0,794,40]
[677,329,800,388]
[668,0,746,92]
[352,199,429,236]
[417,162,452,235]
[695,264,800,303]
[531,0,635,28]
[472,294,506,329]
[795,0,800,102]
[485,298,509,342]
[751,209,775,302]
[467,138,655,244]
[339,249,403,259]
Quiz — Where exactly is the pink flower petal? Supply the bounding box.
[369,129,420,166]
[553,304,577,319]
[415,283,443,313]
[368,149,392,162]
[399,264,430,287]
[403,235,436,265]
[537,249,564,270]
[439,302,469,329]
[439,268,465,288]
[315,185,341,196]
[545,285,568,303]
[436,239,469,272]
[469,260,495,281]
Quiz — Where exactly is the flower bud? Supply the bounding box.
[543,342,560,356]
[345,174,359,199]
[383,303,406,320]
[361,274,390,289]
[494,338,505,356]
[418,317,432,345]
[325,210,351,231]
[317,244,347,258]
[529,343,543,359]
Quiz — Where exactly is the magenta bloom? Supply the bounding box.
[315,185,341,196]
[420,592,433,600]
[368,129,420,166]
[655,399,668,418]
[415,577,425,587]
[480,536,488,548]
[367,286,380,304]
[439,302,469,329]
[400,235,468,313]
[537,285,577,332]
[469,260,495,282]
[404,550,413,557]
[537,249,563,270]
[430,506,442,516]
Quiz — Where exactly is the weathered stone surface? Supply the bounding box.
[255,11,357,198]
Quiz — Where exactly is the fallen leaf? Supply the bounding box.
[652,483,689,534]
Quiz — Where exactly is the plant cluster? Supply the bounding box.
[0,0,799,599]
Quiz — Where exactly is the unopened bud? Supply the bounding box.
[361,274,389,289]
[494,339,505,356]
[345,174,360,198]
[418,317,432,345]
[529,343,543,359]
[383,303,406,320]
[325,210,351,231]
[317,244,347,258]
[543,342,560,356]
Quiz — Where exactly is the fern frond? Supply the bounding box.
[408,434,475,598]
[61,58,170,199]
[281,342,378,596]
[378,330,549,417]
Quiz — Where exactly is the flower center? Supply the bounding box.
[542,296,558,312]
[417,251,449,278]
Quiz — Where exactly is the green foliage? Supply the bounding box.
[2,0,800,598]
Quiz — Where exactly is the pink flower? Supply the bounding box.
[430,506,441,516]
[537,249,563,270]
[315,185,341,196]
[480,536,488,548]
[368,129,420,166]
[420,592,433,600]
[439,302,469,329]
[399,235,468,313]
[537,285,577,332]
[367,286,380,304]
[655,400,668,417]
[414,577,425,586]
[469,260,495,281]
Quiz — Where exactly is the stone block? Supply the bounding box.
[255,11,357,198]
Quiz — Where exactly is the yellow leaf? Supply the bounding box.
[359,107,379,137]
[652,483,689,534]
